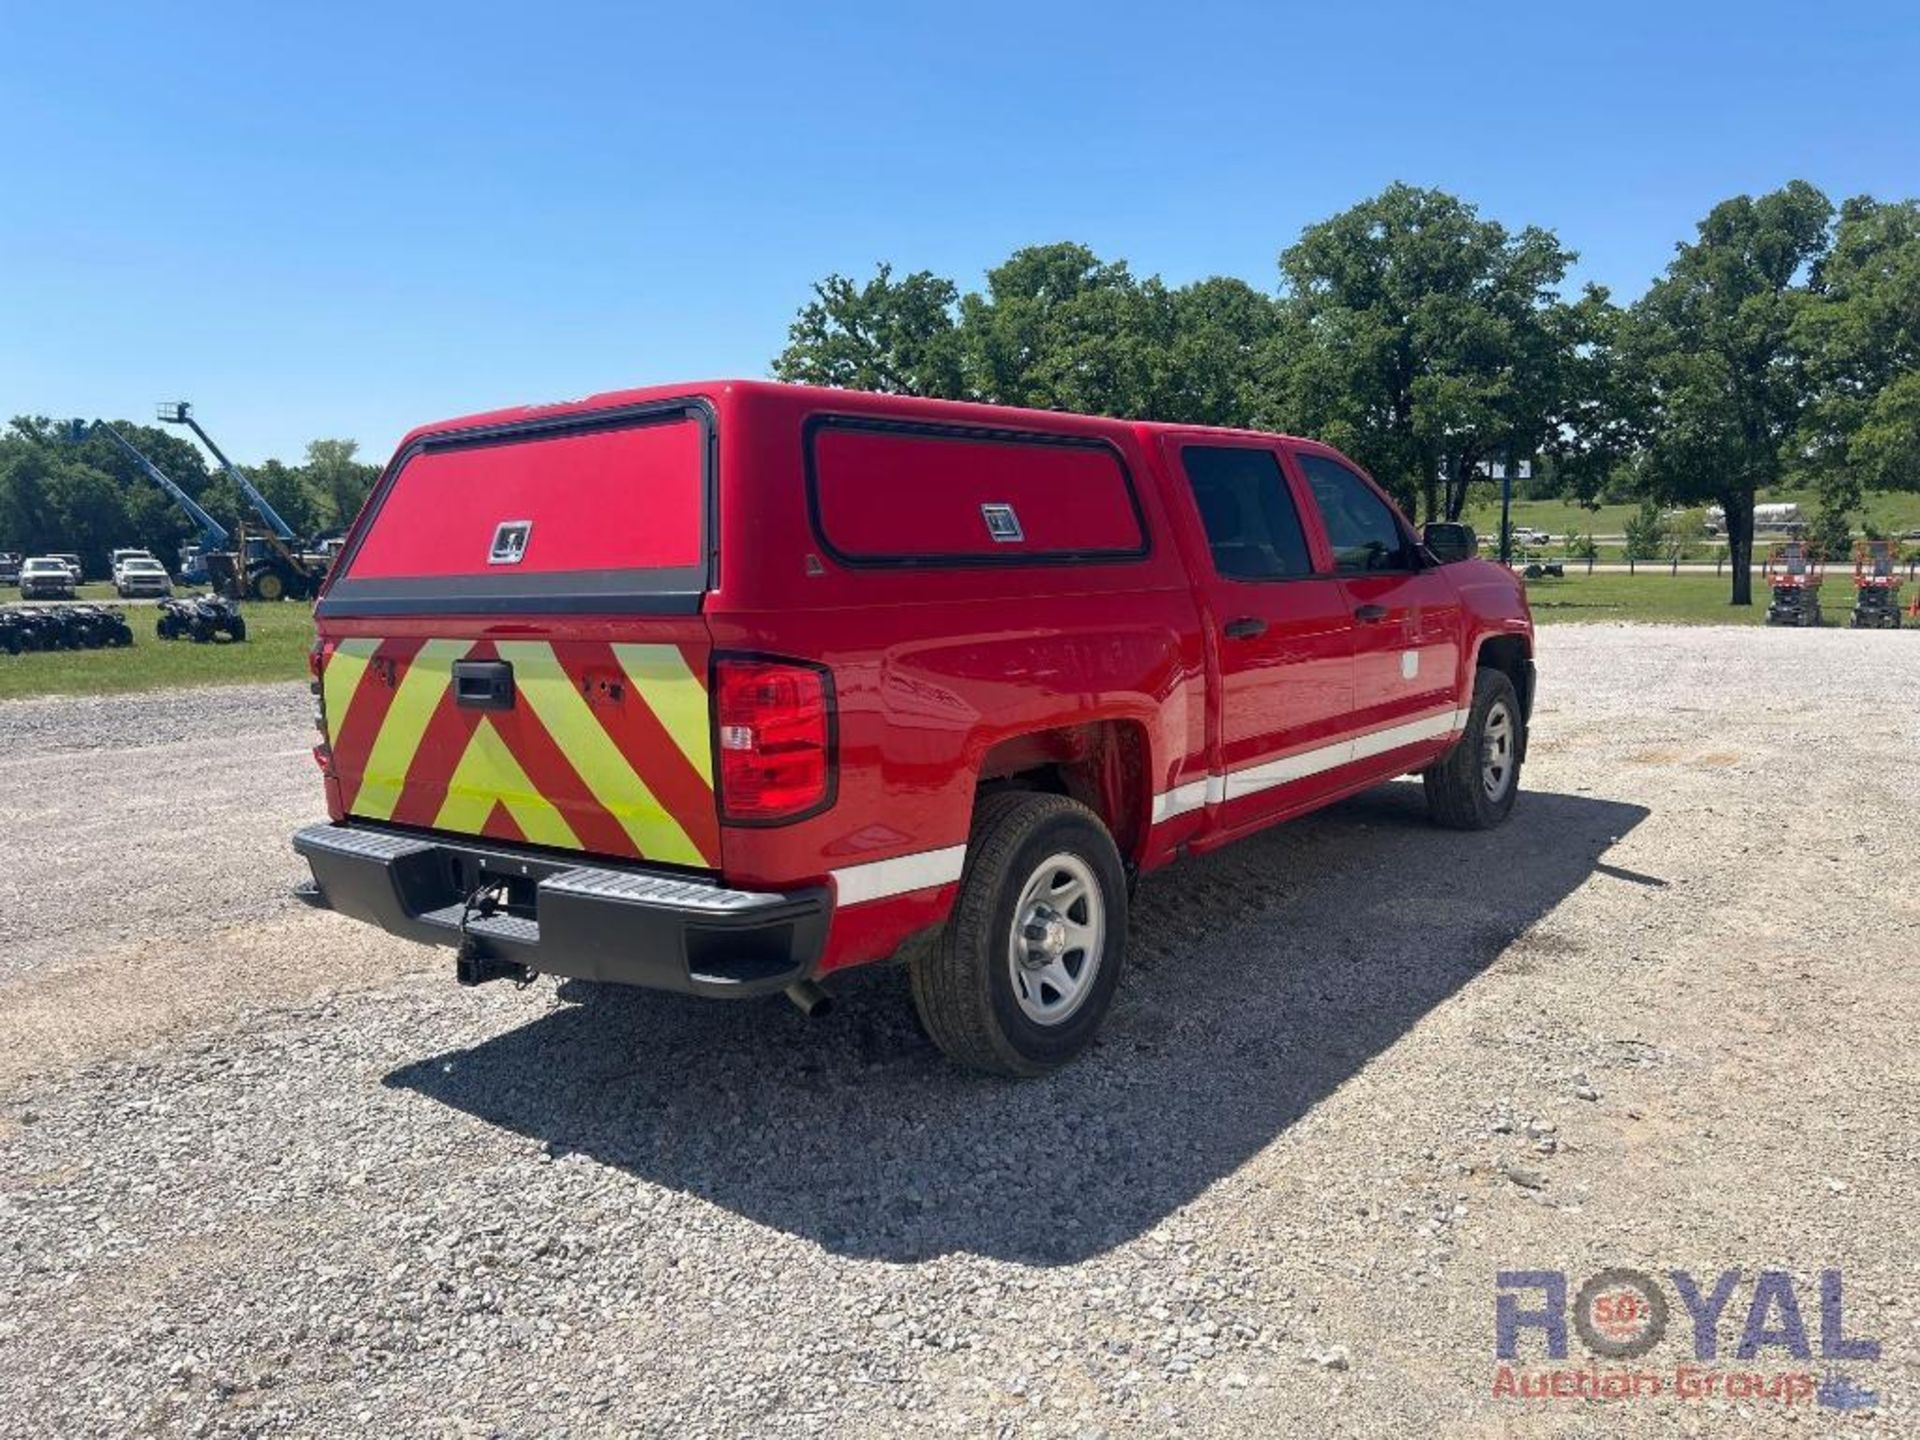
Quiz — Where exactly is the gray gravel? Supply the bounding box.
[1,626,1916,1437]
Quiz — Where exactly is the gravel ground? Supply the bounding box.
[0,626,1915,1438]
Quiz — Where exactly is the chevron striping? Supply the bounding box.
[432,719,580,849]
[322,637,381,744]
[330,636,428,813]
[557,643,718,862]
[352,638,473,822]
[493,641,704,866]
[611,643,712,784]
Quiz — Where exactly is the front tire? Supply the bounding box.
[1425,667,1524,831]
[910,792,1128,1077]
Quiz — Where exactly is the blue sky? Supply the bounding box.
[3,0,1914,463]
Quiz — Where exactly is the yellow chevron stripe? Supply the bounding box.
[494,641,703,866]
[611,642,713,785]
[432,719,580,849]
[322,637,381,746]
[352,638,472,822]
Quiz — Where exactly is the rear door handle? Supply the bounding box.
[452,659,515,710]
[1223,616,1268,639]
[1353,604,1390,624]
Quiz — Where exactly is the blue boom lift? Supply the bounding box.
[157,402,328,601]
[86,421,229,585]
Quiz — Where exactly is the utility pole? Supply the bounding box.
[1498,461,1514,565]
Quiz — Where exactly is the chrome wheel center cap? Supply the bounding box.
[1022,907,1069,963]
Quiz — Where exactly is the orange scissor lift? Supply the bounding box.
[1850,539,1905,629]
[1763,541,1825,627]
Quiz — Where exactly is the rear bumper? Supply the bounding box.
[292,822,829,999]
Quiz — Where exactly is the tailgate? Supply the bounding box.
[315,401,719,868]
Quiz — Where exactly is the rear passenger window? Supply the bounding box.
[808,417,1146,566]
[1297,453,1412,574]
[1179,446,1314,580]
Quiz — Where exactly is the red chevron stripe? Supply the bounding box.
[479,691,643,858]
[676,641,709,688]
[385,690,485,829]
[480,800,527,847]
[332,636,428,814]
[558,642,719,862]
[383,639,487,829]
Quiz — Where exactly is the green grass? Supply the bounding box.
[0,601,313,700]
[1522,569,1887,625]
[1462,487,1920,543]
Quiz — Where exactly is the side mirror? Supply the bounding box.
[1422,522,1479,564]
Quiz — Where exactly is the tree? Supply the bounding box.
[1159,277,1281,429]
[958,243,1175,417]
[1621,499,1665,562]
[1,416,219,573]
[773,245,1277,426]
[772,264,968,398]
[1793,196,1920,493]
[1807,500,1854,563]
[1275,184,1590,522]
[1539,287,1640,509]
[303,439,380,531]
[1623,181,1834,605]
[249,457,324,540]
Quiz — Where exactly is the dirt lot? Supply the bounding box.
[1,626,1915,1438]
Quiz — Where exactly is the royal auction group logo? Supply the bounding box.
[1494,1268,1882,1411]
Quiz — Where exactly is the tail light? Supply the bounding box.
[309,636,337,771]
[713,656,834,823]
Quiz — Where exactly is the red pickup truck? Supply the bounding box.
[294,381,1533,1075]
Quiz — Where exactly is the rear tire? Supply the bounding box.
[910,792,1128,1077]
[1425,667,1524,831]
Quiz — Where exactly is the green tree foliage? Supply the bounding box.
[1276,184,1600,522]
[301,439,381,535]
[1793,196,1920,492]
[1621,499,1666,561]
[0,419,381,576]
[1807,501,1855,564]
[772,246,1282,429]
[958,244,1177,417]
[771,264,967,398]
[1162,277,1282,429]
[1620,181,1835,605]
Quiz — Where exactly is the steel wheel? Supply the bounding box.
[1481,700,1516,802]
[1007,852,1105,1026]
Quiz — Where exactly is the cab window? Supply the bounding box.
[1297,453,1412,574]
[1179,446,1314,580]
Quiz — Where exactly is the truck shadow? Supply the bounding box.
[385,784,1647,1265]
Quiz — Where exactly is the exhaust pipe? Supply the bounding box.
[784,979,834,1019]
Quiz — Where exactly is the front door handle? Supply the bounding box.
[1223,616,1268,639]
[1354,604,1390,624]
